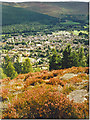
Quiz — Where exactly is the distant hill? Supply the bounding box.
[2,2,89,26]
[2,4,59,26]
[2,2,89,15]
[2,2,89,17]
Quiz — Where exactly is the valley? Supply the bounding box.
[0,1,89,119]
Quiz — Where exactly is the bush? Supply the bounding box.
[47,77,65,86]
[2,85,89,119]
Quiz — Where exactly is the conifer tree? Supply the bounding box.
[49,49,61,70]
[78,46,86,67]
[62,45,73,68]
[5,62,17,79]
[14,58,23,74]
[86,53,89,67]
[71,50,79,67]
[2,55,17,79]
[0,68,7,79]
[22,58,33,73]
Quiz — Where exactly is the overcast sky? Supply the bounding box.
[0,0,89,2]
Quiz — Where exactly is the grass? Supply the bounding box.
[61,21,80,25]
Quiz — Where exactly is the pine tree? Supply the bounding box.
[49,49,61,70]
[2,55,17,79]
[62,45,73,68]
[86,53,89,67]
[0,68,7,79]
[22,58,33,73]
[5,62,17,79]
[14,58,23,74]
[71,50,79,67]
[78,46,86,67]
[2,55,11,74]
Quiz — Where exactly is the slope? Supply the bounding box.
[2,4,59,26]
[2,2,89,26]
[1,67,89,119]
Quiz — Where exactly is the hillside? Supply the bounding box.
[2,2,89,26]
[2,4,58,26]
[0,67,89,119]
[2,2,89,16]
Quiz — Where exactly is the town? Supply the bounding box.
[1,31,89,70]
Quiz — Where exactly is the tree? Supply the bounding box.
[49,49,61,71]
[22,58,33,73]
[86,53,89,67]
[62,45,73,68]
[71,50,79,67]
[2,55,11,74]
[0,68,7,79]
[2,55,17,79]
[5,62,17,79]
[14,60,23,74]
[78,46,86,67]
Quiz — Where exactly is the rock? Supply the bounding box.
[67,89,88,103]
[60,73,77,80]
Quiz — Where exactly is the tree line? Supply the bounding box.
[2,55,33,79]
[1,45,89,79]
[49,44,89,71]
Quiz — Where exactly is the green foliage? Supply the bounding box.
[78,47,86,67]
[49,45,87,70]
[2,55,17,79]
[34,67,41,72]
[14,61,23,74]
[86,53,89,67]
[22,58,33,74]
[0,68,7,79]
[62,44,73,68]
[49,49,61,71]
[5,62,18,79]
[70,50,79,67]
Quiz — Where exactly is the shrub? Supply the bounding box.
[77,73,89,80]
[2,85,89,119]
[62,84,75,94]
[68,76,82,84]
[47,77,65,86]
[0,88,9,101]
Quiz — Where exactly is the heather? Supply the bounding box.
[0,67,89,119]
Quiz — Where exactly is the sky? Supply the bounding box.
[0,0,89,2]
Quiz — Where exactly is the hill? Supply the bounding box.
[0,67,89,119]
[2,2,89,16]
[2,2,89,35]
[2,4,58,26]
[2,2,89,26]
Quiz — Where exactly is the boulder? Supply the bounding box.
[67,89,88,103]
[60,73,77,80]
